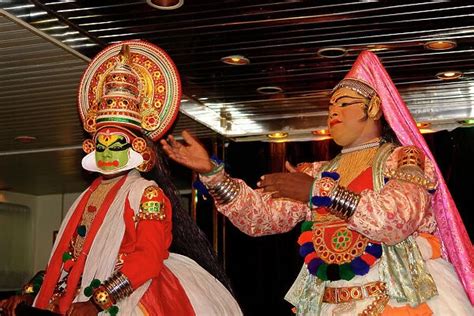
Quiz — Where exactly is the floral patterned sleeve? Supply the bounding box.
[347,146,438,245]
[199,162,326,237]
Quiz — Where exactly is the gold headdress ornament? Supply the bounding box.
[78,40,181,172]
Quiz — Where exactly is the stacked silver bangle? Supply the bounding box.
[328,186,360,220]
[207,173,240,205]
[104,272,133,302]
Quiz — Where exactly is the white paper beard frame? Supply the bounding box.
[81,149,144,175]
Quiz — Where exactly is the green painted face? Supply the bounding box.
[95,133,131,172]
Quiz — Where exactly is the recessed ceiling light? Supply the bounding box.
[436,71,463,80]
[317,47,347,58]
[14,135,37,143]
[267,132,288,139]
[146,0,183,10]
[312,129,331,136]
[257,86,283,94]
[416,122,431,129]
[367,44,389,52]
[221,55,250,65]
[424,40,456,51]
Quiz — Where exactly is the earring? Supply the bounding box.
[82,139,95,154]
[136,147,156,172]
[132,137,147,153]
[367,96,382,120]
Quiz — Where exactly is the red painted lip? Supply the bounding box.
[329,119,342,128]
[97,160,119,167]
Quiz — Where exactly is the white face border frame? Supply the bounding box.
[82,148,143,175]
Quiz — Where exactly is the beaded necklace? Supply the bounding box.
[341,138,381,154]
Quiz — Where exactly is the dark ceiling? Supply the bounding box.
[4,0,474,139]
[1,0,474,194]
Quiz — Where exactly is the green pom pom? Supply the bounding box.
[84,286,93,297]
[62,252,72,263]
[108,305,119,315]
[339,263,355,281]
[91,279,101,288]
[301,221,313,232]
[316,263,328,281]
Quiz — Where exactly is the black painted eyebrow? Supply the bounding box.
[333,95,366,103]
[96,136,127,147]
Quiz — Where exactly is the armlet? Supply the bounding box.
[134,185,166,221]
[385,146,437,191]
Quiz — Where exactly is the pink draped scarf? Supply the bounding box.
[342,51,474,304]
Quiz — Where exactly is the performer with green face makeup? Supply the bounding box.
[0,41,241,316]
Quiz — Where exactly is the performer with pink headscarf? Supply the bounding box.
[162,51,473,315]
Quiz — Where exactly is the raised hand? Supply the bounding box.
[257,169,314,203]
[160,130,214,174]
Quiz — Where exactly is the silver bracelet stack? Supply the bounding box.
[207,173,240,205]
[328,186,361,220]
[104,272,133,302]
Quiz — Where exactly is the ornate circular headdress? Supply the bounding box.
[78,40,181,142]
[78,40,181,173]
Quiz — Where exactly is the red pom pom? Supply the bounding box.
[304,252,317,264]
[360,253,376,266]
[297,231,313,245]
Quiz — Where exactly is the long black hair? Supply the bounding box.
[380,115,401,145]
[143,144,234,293]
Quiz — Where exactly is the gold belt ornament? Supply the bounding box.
[323,281,386,304]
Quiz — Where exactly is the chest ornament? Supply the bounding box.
[298,217,382,281]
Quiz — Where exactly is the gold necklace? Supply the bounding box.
[337,146,379,187]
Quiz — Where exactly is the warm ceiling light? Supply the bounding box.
[317,47,347,58]
[419,128,435,134]
[147,0,183,10]
[267,132,288,139]
[14,135,37,143]
[436,71,463,80]
[220,55,250,65]
[312,129,330,136]
[366,44,389,52]
[416,122,431,129]
[424,40,457,51]
[256,86,283,94]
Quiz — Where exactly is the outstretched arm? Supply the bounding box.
[200,162,327,236]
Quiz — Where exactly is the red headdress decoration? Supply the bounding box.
[336,51,473,303]
[78,40,181,172]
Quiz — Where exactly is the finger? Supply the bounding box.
[160,141,174,154]
[181,130,199,146]
[260,173,285,186]
[167,135,180,148]
[285,161,297,173]
[261,185,279,193]
[159,139,169,147]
